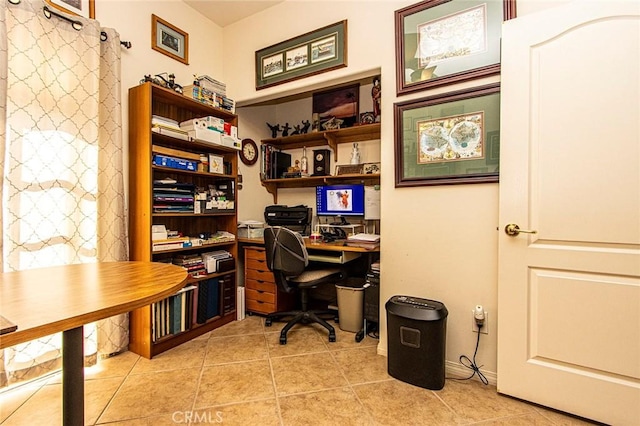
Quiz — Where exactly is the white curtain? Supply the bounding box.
[0,0,128,388]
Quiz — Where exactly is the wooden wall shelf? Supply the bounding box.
[261,123,380,161]
[261,173,380,203]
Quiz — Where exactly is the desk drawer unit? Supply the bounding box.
[244,246,294,315]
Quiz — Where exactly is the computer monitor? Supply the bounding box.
[315,184,365,218]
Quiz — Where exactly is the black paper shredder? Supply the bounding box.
[385,295,448,390]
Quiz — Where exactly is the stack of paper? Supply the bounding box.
[346,233,380,249]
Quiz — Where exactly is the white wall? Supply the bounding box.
[93,0,569,380]
[223,0,570,380]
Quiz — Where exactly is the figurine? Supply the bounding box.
[281,122,291,137]
[350,143,361,165]
[301,119,311,134]
[290,124,301,135]
[371,77,381,122]
[266,122,280,138]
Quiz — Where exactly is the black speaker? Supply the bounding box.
[312,149,331,176]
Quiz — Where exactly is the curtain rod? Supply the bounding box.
[7,1,132,48]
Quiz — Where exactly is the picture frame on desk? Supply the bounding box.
[394,83,500,187]
[394,0,516,96]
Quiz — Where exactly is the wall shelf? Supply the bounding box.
[261,123,380,161]
[261,173,380,203]
[260,122,381,203]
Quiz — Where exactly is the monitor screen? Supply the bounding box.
[315,184,365,217]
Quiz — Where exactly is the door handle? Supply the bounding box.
[504,223,538,237]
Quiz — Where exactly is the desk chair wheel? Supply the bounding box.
[355,329,365,342]
[265,318,273,327]
[329,332,336,342]
[279,335,287,345]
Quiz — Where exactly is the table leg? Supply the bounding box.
[62,326,84,426]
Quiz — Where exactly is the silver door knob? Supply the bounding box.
[504,223,538,237]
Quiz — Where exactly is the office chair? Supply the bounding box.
[263,226,343,344]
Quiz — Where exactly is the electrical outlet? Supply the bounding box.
[472,310,489,334]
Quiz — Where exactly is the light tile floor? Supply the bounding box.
[0,316,599,425]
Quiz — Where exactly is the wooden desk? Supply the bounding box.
[239,237,380,253]
[0,261,188,426]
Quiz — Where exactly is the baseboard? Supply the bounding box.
[375,344,497,386]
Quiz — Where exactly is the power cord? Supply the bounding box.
[448,308,488,385]
[456,324,488,385]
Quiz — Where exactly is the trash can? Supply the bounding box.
[335,278,365,332]
[385,295,448,390]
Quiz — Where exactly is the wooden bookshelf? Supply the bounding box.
[128,82,239,359]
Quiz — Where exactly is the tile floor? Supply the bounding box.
[0,316,597,425]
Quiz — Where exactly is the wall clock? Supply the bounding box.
[240,138,258,165]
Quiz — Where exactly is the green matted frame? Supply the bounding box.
[395,0,516,96]
[255,20,348,90]
[394,83,501,187]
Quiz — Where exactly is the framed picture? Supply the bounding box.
[335,164,364,175]
[46,0,95,19]
[256,20,347,90]
[152,14,189,65]
[395,0,516,95]
[394,83,500,187]
[363,162,381,175]
[312,84,360,130]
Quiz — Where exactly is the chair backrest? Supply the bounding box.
[264,226,309,292]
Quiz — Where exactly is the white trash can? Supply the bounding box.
[335,278,365,332]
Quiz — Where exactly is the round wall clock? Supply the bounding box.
[240,138,258,165]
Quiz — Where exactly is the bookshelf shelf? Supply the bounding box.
[128,82,239,359]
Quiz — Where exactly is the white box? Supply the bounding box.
[221,135,241,150]
[187,128,222,144]
[238,221,264,238]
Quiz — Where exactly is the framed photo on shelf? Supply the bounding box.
[394,83,500,187]
[152,14,189,65]
[363,162,381,175]
[312,83,360,130]
[46,0,95,18]
[395,0,516,95]
[255,20,347,90]
[335,164,364,175]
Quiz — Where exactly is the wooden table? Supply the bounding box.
[0,261,188,426]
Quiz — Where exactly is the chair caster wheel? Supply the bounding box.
[265,318,273,327]
[328,333,336,342]
[279,336,287,345]
[355,330,365,342]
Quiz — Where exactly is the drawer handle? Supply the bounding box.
[257,280,264,283]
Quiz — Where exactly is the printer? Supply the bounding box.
[264,205,312,235]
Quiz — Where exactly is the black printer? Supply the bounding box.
[264,205,312,235]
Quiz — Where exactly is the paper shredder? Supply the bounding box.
[385,295,448,390]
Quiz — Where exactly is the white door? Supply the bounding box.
[497,1,640,425]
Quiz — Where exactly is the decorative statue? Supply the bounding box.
[281,122,291,137]
[266,122,280,138]
[290,124,301,135]
[301,119,311,134]
[371,77,381,122]
[350,143,361,165]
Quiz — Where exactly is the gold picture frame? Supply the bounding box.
[152,15,189,65]
[46,0,95,19]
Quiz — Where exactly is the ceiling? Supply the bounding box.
[184,1,285,27]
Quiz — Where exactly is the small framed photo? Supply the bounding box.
[363,162,381,175]
[152,14,189,65]
[335,164,364,175]
[46,0,95,19]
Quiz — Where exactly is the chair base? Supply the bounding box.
[265,309,337,344]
